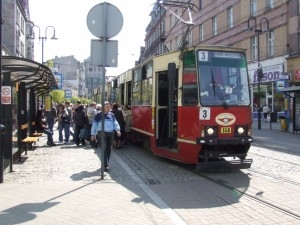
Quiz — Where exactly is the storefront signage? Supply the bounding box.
[275,80,287,91]
[251,64,289,84]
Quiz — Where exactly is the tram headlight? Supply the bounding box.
[203,126,218,137]
[207,127,214,135]
[235,125,248,136]
[237,127,244,134]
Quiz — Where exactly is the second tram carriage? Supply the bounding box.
[96,45,253,169]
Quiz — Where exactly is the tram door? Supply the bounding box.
[156,63,178,149]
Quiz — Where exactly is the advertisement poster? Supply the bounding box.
[54,74,63,89]
[44,96,52,112]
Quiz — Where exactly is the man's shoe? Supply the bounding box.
[104,165,110,172]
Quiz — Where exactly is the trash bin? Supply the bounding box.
[279,116,287,131]
[270,112,277,122]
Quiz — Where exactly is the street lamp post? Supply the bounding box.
[29,25,58,64]
[247,16,270,130]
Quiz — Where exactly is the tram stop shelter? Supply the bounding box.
[0,56,57,172]
[278,86,300,133]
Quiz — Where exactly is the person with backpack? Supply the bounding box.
[91,101,121,172]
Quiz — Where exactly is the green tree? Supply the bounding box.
[50,90,65,103]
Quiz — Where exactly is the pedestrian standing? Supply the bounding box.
[263,104,270,122]
[74,105,88,146]
[59,104,71,143]
[86,102,97,142]
[111,103,125,149]
[65,101,74,140]
[91,101,121,172]
[122,104,131,144]
[45,102,57,134]
[35,109,55,146]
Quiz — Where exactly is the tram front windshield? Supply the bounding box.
[198,50,250,107]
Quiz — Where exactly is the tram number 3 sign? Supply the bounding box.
[1,86,11,105]
[200,107,211,120]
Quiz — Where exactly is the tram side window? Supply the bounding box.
[182,50,198,105]
[141,63,153,105]
[141,78,152,105]
[132,68,142,106]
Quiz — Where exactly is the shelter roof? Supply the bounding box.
[1,56,58,95]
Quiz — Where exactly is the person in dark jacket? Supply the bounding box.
[73,105,88,146]
[111,103,125,149]
[35,109,55,146]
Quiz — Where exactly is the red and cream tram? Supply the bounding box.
[105,45,253,169]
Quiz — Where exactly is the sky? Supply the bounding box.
[29,0,156,76]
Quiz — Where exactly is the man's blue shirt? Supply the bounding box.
[91,112,120,135]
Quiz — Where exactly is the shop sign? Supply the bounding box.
[251,64,288,84]
[275,80,287,91]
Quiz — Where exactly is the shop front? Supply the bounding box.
[248,59,289,122]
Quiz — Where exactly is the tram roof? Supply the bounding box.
[1,56,58,94]
[278,86,300,93]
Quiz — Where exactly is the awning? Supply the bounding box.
[278,86,300,93]
[1,56,58,94]
[278,86,300,98]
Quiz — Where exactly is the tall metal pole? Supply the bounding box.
[100,3,108,180]
[247,16,269,130]
[257,31,261,130]
[41,37,44,64]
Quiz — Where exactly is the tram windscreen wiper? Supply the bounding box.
[210,69,216,96]
[211,69,228,109]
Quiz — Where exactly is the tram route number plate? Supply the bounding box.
[221,127,231,134]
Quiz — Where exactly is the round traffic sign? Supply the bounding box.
[87,2,123,38]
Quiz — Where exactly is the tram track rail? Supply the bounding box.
[249,151,300,167]
[196,171,300,221]
[116,144,300,222]
[248,168,300,186]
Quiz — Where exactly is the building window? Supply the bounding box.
[227,7,233,29]
[251,36,258,61]
[188,30,192,46]
[267,31,274,57]
[199,24,204,42]
[175,37,179,49]
[250,0,257,16]
[266,0,274,10]
[212,16,217,36]
[199,0,202,9]
[170,14,175,28]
